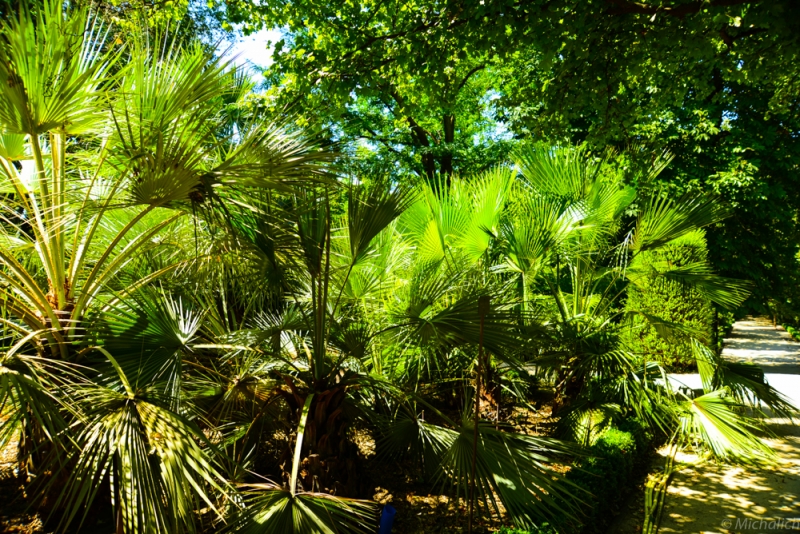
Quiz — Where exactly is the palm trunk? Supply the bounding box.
[468,296,490,534]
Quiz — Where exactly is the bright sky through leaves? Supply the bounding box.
[225,27,280,78]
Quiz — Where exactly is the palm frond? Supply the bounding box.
[381,415,582,529]
[631,193,730,252]
[679,389,774,463]
[83,289,201,395]
[692,340,796,418]
[656,264,751,310]
[48,352,231,534]
[347,183,416,265]
[0,0,112,136]
[229,485,376,534]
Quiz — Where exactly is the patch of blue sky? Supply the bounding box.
[222,26,282,83]
[477,90,514,144]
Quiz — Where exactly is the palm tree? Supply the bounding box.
[500,144,791,447]
[1,4,792,531]
[0,2,326,532]
[388,144,795,528]
[188,177,582,532]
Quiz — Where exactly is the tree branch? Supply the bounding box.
[456,64,487,93]
[357,130,403,155]
[389,90,432,146]
[719,25,767,48]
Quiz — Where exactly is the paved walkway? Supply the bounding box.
[660,318,800,534]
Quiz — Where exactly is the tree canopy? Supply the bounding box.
[215,0,800,312]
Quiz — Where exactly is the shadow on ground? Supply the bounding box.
[659,420,800,534]
[610,318,800,534]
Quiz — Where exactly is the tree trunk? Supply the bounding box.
[441,113,455,183]
[281,384,366,497]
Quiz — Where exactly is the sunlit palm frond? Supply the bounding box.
[457,167,513,262]
[397,288,522,357]
[0,131,26,161]
[500,194,577,279]
[656,263,751,310]
[217,123,333,191]
[692,340,796,418]
[631,193,731,253]
[50,352,231,534]
[515,143,601,199]
[346,182,415,265]
[230,484,376,534]
[679,389,774,463]
[84,289,201,396]
[0,1,112,136]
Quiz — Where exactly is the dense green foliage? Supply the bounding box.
[568,431,636,531]
[623,232,714,370]
[221,0,526,180]
[214,0,800,312]
[783,324,800,342]
[0,2,797,534]
[493,1,800,312]
[563,421,652,534]
[499,420,652,534]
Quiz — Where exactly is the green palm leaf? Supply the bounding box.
[381,415,582,529]
[49,351,231,534]
[83,289,201,394]
[680,389,774,463]
[631,193,731,252]
[230,485,376,534]
[692,340,796,418]
[0,1,112,136]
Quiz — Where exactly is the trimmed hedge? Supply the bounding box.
[496,419,652,534]
[623,233,714,371]
[784,324,800,341]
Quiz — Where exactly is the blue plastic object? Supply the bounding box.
[378,504,396,534]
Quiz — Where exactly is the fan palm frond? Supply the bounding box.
[631,193,731,253]
[679,389,774,463]
[381,414,582,529]
[47,350,231,534]
[230,485,376,534]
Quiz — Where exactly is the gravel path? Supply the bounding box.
[659,318,800,534]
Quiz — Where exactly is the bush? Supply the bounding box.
[784,324,800,341]
[569,429,637,503]
[714,310,736,352]
[557,420,652,534]
[623,231,714,371]
[616,418,653,464]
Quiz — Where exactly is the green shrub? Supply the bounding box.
[616,418,653,464]
[623,231,714,371]
[718,310,736,338]
[570,429,637,499]
[784,324,800,341]
[555,420,651,534]
[714,310,736,352]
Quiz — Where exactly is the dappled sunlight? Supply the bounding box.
[659,439,800,533]
[724,319,800,375]
[659,321,800,534]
